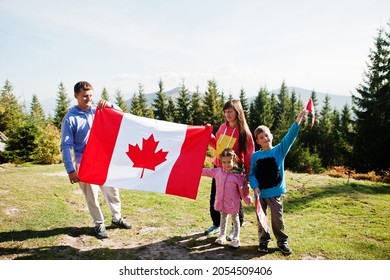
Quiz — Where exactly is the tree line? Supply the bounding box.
[0,21,388,174]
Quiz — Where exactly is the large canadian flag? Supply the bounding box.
[78,107,212,199]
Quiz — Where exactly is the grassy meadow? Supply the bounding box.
[0,163,389,260]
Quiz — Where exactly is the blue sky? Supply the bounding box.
[1,0,389,106]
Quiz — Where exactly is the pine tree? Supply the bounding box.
[53,82,71,129]
[30,94,46,124]
[153,79,169,120]
[166,96,176,122]
[175,82,191,124]
[248,87,274,135]
[0,80,24,134]
[317,95,334,167]
[288,89,300,122]
[269,92,278,130]
[239,87,250,117]
[352,22,390,172]
[202,80,220,133]
[0,94,3,117]
[217,90,226,124]
[137,83,149,117]
[339,104,354,167]
[189,86,204,125]
[329,109,344,166]
[273,81,292,142]
[101,87,110,102]
[130,93,141,115]
[114,89,128,112]
[4,118,38,163]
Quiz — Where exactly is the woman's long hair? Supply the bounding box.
[223,99,250,154]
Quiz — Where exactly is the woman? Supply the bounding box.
[205,99,254,241]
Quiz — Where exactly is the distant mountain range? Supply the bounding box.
[125,86,352,112]
[125,87,183,108]
[270,87,352,111]
[37,86,352,116]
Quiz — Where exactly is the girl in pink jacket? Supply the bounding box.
[202,149,253,248]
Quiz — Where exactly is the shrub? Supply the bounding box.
[291,147,325,174]
[32,123,62,164]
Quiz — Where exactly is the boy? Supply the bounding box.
[61,81,131,239]
[249,109,307,254]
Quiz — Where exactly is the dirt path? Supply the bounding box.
[53,227,262,260]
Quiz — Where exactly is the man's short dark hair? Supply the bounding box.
[74,81,93,93]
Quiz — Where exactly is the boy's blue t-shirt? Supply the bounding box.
[249,122,300,198]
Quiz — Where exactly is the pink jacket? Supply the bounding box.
[202,167,253,214]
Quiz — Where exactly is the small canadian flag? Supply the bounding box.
[78,107,212,199]
[306,98,315,128]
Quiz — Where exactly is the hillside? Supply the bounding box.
[0,163,389,261]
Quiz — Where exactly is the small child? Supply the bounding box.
[202,148,253,248]
[249,109,307,255]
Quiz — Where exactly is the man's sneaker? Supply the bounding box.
[226,229,234,241]
[204,225,220,235]
[229,239,240,248]
[94,223,108,239]
[111,218,132,229]
[279,244,292,255]
[258,243,268,253]
[214,235,225,245]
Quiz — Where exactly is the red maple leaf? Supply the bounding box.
[126,134,168,178]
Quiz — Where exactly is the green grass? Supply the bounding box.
[0,163,389,260]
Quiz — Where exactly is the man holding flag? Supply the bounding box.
[60,81,132,239]
[78,101,212,200]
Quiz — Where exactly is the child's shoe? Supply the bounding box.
[258,243,268,253]
[226,229,234,241]
[214,235,225,245]
[278,244,292,255]
[229,238,240,248]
